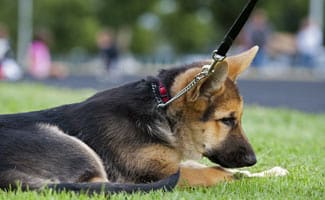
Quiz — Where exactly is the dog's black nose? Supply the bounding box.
[244,154,257,166]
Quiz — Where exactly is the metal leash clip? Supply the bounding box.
[205,54,226,75]
[157,55,225,108]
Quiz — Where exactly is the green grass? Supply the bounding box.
[0,82,324,200]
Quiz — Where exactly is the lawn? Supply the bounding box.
[0,82,324,200]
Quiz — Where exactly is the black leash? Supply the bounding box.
[157,0,259,108]
[214,0,258,58]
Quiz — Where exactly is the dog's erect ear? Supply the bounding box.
[226,46,259,81]
[190,61,228,101]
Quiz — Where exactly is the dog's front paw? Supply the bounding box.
[258,166,289,177]
[230,166,289,179]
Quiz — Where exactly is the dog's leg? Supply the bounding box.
[178,161,288,187]
[0,170,60,190]
[178,160,233,187]
[179,166,233,187]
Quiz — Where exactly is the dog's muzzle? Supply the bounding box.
[204,133,257,168]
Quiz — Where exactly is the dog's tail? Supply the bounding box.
[46,170,180,195]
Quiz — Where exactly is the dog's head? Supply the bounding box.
[168,46,258,168]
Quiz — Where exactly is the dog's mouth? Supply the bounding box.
[203,150,257,168]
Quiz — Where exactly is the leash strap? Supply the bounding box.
[157,0,258,108]
[214,0,258,57]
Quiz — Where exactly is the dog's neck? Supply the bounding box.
[156,64,209,161]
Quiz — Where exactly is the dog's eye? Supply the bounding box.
[220,117,236,127]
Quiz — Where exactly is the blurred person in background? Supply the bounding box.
[27,29,52,79]
[96,28,119,73]
[27,29,67,79]
[241,9,272,67]
[0,23,22,81]
[295,18,323,68]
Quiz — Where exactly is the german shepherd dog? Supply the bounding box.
[0,47,260,193]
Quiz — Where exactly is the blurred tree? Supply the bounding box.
[262,0,309,32]
[0,0,317,55]
[95,0,157,28]
[33,0,99,53]
[0,0,18,48]
[160,11,215,53]
[210,0,309,39]
[95,0,159,54]
[210,0,247,38]
[130,24,158,54]
[158,0,215,53]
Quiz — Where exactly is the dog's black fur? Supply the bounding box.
[0,66,192,193]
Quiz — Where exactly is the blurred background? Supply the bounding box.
[0,0,324,113]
